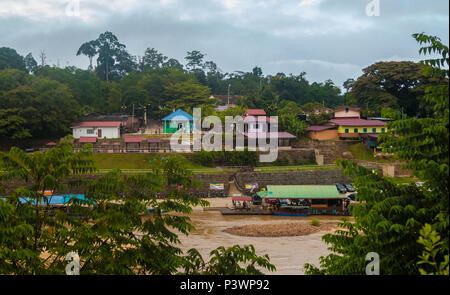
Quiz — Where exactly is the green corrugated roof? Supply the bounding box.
[257,185,345,199]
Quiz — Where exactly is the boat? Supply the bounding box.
[272,205,310,217]
[272,210,309,217]
[258,185,349,217]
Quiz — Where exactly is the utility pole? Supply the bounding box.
[227,84,231,105]
[144,107,147,127]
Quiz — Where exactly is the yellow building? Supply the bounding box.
[330,118,387,139]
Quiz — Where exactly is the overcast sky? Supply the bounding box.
[0,0,448,87]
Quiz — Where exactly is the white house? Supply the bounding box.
[244,109,269,133]
[71,121,121,139]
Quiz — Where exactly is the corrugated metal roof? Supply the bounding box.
[244,132,296,139]
[72,121,122,128]
[79,137,97,143]
[257,185,345,199]
[330,118,386,127]
[124,137,142,143]
[161,109,193,121]
[147,138,162,143]
[306,125,336,132]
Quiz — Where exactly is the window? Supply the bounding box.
[255,123,259,129]
[372,128,377,133]
[382,128,385,133]
[345,129,349,133]
[87,129,94,134]
[363,128,367,133]
[354,128,358,133]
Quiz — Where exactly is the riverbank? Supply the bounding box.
[175,205,347,275]
[223,222,338,237]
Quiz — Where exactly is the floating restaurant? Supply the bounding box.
[257,185,348,216]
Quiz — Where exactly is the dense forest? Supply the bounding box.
[1,31,446,141]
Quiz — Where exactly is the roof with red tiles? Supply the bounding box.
[124,137,142,143]
[245,109,266,116]
[79,137,97,143]
[72,121,122,128]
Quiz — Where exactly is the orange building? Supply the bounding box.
[306,125,339,140]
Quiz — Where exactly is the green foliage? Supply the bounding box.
[307,111,332,125]
[1,34,351,142]
[381,107,402,120]
[182,245,275,275]
[279,113,307,138]
[24,53,38,74]
[350,60,446,117]
[0,139,274,274]
[193,150,258,167]
[0,47,26,71]
[0,70,81,139]
[304,33,449,275]
[311,219,320,227]
[417,224,449,275]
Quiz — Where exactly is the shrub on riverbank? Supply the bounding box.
[311,219,320,227]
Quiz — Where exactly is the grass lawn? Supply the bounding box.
[255,164,338,172]
[349,143,390,163]
[91,154,343,174]
[93,153,204,170]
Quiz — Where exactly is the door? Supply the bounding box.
[98,129,102,138]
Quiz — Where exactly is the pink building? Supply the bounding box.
[333,106,361,119]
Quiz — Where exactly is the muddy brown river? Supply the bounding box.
[176,205,345,275]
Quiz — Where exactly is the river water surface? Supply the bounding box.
[177,206,344,275]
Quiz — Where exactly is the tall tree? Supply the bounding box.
[304,33,448,275]
[0,47,26,71]
[24,53,38,74]
[343,78,355,105]
[350,61,444,117]
[185,50,205,72]
[76,40,98,71]
[140,47,167,71]
[39,50,47,67]
[162,58,184,70]
[90,31,136,82]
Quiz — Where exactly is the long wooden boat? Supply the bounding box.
[272,210,309,217]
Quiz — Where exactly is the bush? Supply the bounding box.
[192,150,258,167]
[311,219,321,227]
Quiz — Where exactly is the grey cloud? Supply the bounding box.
[0,0,448,88]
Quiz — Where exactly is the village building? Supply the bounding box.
[71,121,121,139]
[82,113,140,133]
[306,106,387,141]
[162,109,193,134]
[329,117,386,140]
[242,109,296,149]
[209,94,242,105]
[257,185,348,216]
[333,106,361,118]
[215,104,236,112]
[243,109,268,133]
[306,125,339,140]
